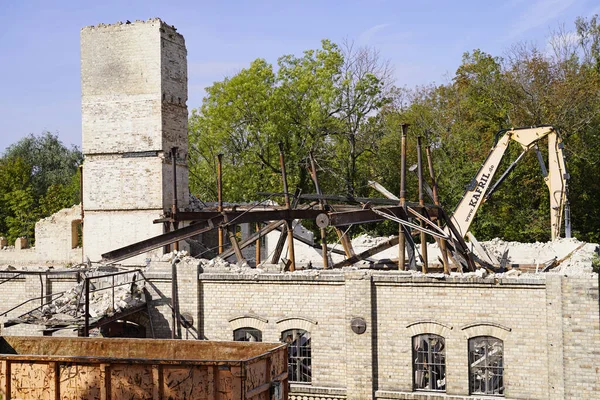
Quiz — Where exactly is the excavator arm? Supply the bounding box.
[450,126,568,240]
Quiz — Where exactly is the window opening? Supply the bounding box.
[233,327,262,342]
[413,334,446,391]
[281,328,311,383]
[71,220,82,249]
[469,336,504,396]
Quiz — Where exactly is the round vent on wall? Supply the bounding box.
[351,317,367,334]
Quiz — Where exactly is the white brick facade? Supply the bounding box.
[80,19,189,264]
[0,265,598,399]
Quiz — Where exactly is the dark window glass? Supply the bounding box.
[281,329,311,383]
[413,334,446,391]
[233,327,262,342]
[469,336,504,396]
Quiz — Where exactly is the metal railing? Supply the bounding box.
[82,269,145,336]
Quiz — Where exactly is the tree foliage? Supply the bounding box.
[0,132,82,244]
[189,40,390,203]
[376,16,600,242]
[189,16,600,242]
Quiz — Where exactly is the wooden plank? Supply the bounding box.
[467,232,498,265]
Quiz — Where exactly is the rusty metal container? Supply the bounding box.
[0,336,288,399]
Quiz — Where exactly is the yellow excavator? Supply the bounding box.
[450,125,570,241]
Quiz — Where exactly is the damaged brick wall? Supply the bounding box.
[0,268,598,399]
[35,205,83,265]
[80,19,189,265]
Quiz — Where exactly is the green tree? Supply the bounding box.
[377,18,600,241]
[0,132,82,244]
[189,40,346,202]
[329,41,393,196]
[3,132,82,198]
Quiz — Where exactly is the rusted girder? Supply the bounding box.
[326,205,440,227]
[155,209,323,225]
[259,192,402,206]
[218,220,285,259]
[333,236,400,268]
[101,216,223,263]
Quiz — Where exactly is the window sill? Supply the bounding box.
[376,390,504,399]
[290,384,347,398]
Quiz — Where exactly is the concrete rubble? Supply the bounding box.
[161,235,599,280]
[4,236,597,330]
[5,267,146,328]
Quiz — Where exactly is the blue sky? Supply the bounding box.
[0,0,598,153]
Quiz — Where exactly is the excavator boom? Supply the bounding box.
[449,126,568,240]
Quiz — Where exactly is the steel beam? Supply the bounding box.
[101,217,222,263]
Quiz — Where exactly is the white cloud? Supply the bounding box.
[508,0,578,39]
[358,23,392,45]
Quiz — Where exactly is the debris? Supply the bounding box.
[474,268,487,279]
[467,232,498,265]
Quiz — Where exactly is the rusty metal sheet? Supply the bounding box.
[110,364,155,399]
[215,368,238,400]
[10,361,56,399]
[59,363,102,399]
[246,359,267,393]
[0,337,287,400]
[162,365,210,400]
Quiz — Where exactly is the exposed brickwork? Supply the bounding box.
[374,275,550,399]
[35,205,82,265]
[345,271,374,399]
[0,269,597,399]
[560,276,600,399]
[198,273,347,387]
[80,19,189,264]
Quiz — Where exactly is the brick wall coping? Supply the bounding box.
[195,270,547,288]
[197,272,346,282]
[375,390,475,399]
[290,384,347,396]
[372,273,546,286]
[229,314,269,324]
[460,321,511,332]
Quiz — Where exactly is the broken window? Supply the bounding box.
[233,327,262,342]
[281,329,311,383]
[71,220,82,249]
[413,334,446,391]
[469,336,504,396]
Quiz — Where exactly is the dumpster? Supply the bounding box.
[0,336,288,399]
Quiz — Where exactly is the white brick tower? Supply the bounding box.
[81,19,189,264]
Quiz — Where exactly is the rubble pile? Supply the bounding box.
[9,270,145,328]
[480,237,599,275]
[170,234,598,279]
[42,281,144,320]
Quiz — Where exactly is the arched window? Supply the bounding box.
[233,327,262,342]
[413,334,446,391]
[281,329,311,383]
[469,336,504,395]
